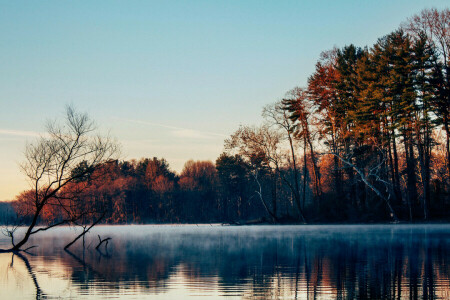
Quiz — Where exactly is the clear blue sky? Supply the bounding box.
[0,1,448,200]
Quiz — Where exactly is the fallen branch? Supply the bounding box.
[332,153,399,222]
[64,212,106,250]
[95,235,111,250]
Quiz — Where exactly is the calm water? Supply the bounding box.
[0,224,449,299]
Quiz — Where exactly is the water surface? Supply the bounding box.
[1,224,449,299]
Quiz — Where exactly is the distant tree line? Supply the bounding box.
[9,157,266,224]
[0,202,15,225]
[4,8,450,226]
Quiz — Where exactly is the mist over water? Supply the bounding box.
[1,224,449,299]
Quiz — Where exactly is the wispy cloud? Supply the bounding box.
[0,129,40,138]
[117,118,227,140]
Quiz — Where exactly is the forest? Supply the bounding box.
[2,8,450,228]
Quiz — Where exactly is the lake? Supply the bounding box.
[0,224,449,299]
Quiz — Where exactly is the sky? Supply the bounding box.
[0,0,448,201]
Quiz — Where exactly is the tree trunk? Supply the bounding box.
[444,116,450,177]
[307,137,322,201]
[287,130,304,222]
[302,139,308,212]
[12,205,44,251]
[388,127,402,206]
[392,131,402,204]
[271,173,277,219]
[404,133,418,219]
[253,171,278,223]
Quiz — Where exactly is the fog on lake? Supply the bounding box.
[1,224,449,299]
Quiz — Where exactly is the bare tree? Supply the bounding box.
[263,100,306,222]
[225,125,289,222]
[403,8,450,176]
[402,8,449,65]
[1,105,119,252]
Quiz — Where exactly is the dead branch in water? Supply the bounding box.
[95,235,111,250]
[64,211,106,250]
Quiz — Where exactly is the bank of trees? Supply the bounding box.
[5,156,264,225]
[3,9,450,229]
[226,8,450,222]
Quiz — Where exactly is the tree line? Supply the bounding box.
[225,8,450,223]
[2,9,450,243]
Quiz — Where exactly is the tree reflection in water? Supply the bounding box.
[1,225,449,299]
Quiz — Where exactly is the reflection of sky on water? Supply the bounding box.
[1,225,450,299]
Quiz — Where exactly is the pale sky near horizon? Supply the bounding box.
[0,1,448,201]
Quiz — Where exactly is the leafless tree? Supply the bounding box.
[403,8,450,176]
[263,100,306,222]
[0,105,120,252]
[225,125,292,222]
[402,8,449,65]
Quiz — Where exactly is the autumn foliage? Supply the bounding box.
[6,8,450,226]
